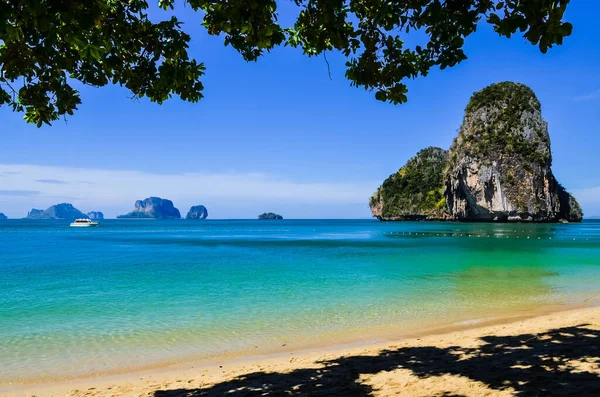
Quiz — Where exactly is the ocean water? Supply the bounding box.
[1,219,599,384]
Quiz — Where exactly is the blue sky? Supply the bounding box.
[1,1,599,218]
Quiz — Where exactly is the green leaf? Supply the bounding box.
[89,46,101,60]
[375,91,388,101]
[560,22,573,36]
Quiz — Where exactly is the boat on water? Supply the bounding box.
[70,219,99,227]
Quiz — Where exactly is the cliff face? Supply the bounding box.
[25,203,87,221]
[87,211,104,220]
[445,82,582,222]
[118,197,181,219]
[370,147,450,221]
[186,205,208,220]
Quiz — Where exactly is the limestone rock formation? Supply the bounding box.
[186,205,208,220]
[0,213,7,220]
[87,211,104,220]
[117,197,181,219]
[24,203,87,221]
[445,82,582,222]
[370,147,450,221]
[370,82,583,222]
[27,209,44,218]
[258,212,283,220]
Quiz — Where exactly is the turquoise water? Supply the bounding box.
[1,219,600,383]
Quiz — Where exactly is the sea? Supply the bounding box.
[1,219,599,384]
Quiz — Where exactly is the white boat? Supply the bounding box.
[70,218,99,227]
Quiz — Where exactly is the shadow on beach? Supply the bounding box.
[155,324,600,396]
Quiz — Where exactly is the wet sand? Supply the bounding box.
[4,305,600,396]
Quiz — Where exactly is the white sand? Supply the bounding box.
[4,306,600,396]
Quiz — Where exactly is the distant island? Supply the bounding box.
[258,212,283,220]
[0,213,7,220]
[87,211,104,220]
[370,82,583,223]
[24,203,88,221]
[186,205,208,220]
[117,197,181,219]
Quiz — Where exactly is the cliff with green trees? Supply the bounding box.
[370,147,450,221]
[371,82,583,222]
[445,82,582,222]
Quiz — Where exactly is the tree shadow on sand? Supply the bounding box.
[155,324,600,396]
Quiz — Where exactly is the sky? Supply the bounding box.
[1,1,599,219]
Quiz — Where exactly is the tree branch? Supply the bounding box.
[324,51,332,80]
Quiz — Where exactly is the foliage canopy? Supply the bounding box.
[0,0,573,126]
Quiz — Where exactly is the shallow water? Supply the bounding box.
[1,219,599,383]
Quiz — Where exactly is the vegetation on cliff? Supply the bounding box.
[555,183,585,222]
[465,82,541,115]
[569,195,583,219]
[451,82,550,168]
[370,147,448,220]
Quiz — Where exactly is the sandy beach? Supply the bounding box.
[4,305,600,396]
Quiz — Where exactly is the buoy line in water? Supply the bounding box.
[384,231,591,241]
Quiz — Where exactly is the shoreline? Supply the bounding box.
[4,302,600,396]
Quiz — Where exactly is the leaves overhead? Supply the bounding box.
[0,0,205,127]
[1,0,573,126]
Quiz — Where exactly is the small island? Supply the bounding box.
[186,205,208,220]
[117,197,181,219]
[0,213,7,220]
[24,203,88,221]
[87,211,104,220]
[258,212,283,220]
[370,82,583,223]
